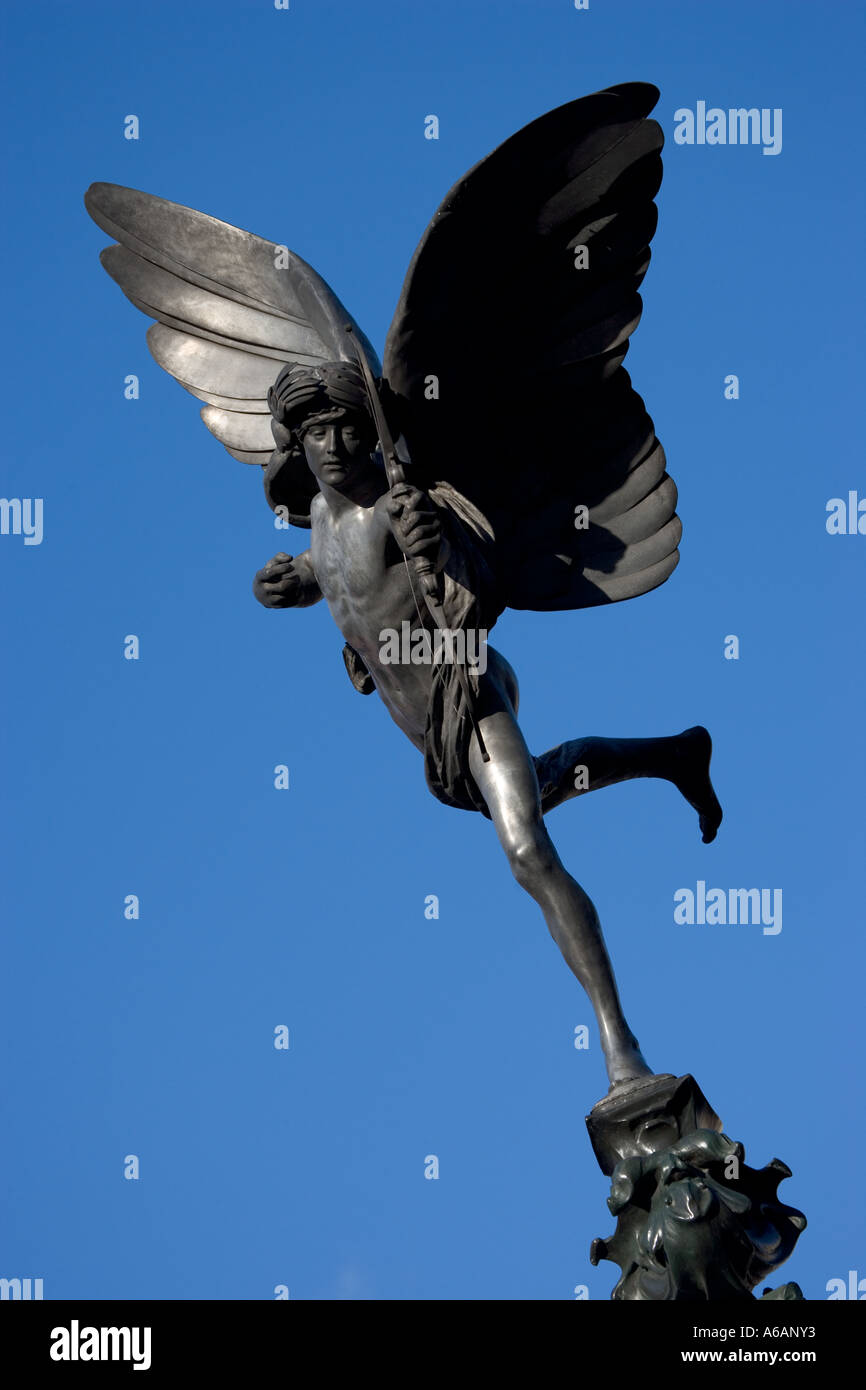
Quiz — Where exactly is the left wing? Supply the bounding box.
[383,82,679,612]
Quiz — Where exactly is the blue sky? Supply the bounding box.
[1,0,863,1300]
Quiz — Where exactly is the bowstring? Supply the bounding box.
[395,491,468,733]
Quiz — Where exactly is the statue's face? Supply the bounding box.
[300,411,375,489]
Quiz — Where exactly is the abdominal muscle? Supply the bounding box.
[311,495,518,752]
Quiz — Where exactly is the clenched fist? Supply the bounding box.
[253,552,303,608]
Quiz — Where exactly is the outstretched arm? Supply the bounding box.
[253,550,322,609]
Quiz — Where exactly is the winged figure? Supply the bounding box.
[86,82,721,1093]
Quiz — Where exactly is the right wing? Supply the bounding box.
[84,183,379,497]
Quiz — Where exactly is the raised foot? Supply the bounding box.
[672,726,723,844]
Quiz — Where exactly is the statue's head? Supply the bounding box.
[264,361,379,524]
[295,408,376,490]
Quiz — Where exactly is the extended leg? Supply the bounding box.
[467,671,653,1088]
[536,728,722,843]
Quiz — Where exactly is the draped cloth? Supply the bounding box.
[423,654,489,816]
[420,483,502,818]
[419,485,571,819]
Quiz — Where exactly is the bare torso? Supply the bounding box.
[310,491,437,749]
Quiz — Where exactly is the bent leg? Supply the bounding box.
[536,727,722,843]
[467,669,653,1088]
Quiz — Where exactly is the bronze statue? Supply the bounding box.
[85,82,722,1094]
[87,82,809,1299]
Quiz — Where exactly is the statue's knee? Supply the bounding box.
[506,830,557,888]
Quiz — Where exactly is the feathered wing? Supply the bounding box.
[84,183,379,471]
[383,82,679,611]
[87,83,675,607]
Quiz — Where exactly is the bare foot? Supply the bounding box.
[671,726,723,844]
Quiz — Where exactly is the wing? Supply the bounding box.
[383,82,678,611]
[84,183,379,495]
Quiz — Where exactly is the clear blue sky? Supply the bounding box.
[1,0,863,1300]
